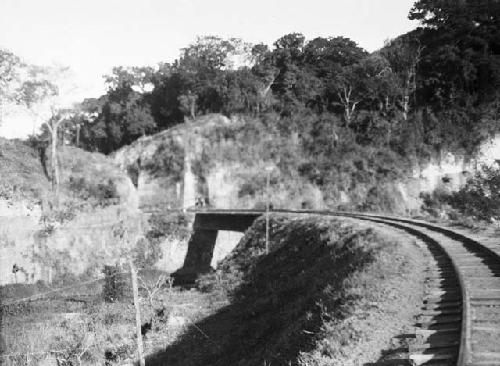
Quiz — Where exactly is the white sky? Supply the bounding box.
[0,0,418,138]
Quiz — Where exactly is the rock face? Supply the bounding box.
[113,114,322,211]
[112,114,499,216]
[113,114,235,211]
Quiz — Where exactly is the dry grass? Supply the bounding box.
[1,274,219,365]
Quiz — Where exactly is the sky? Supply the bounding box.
[0,0,419,138]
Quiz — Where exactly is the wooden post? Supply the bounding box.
[265,166,272,254]
[129,260,145,366]
[76,124,81,147]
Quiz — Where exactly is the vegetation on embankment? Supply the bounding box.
[146,214,425,366]
[73,1,500,161]
[0,271,213,365]
[0,138,49,204]
[0,136,141,285]
[421,164,500,225]
[0,136,130,213]
[114,112,417,212]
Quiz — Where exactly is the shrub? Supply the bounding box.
[146,212,191,242]
[238,181,259,198]
[102,265,127,303]
[448,165,500,221]
[132,237,163,269]
[420,189,452,218]
[143,139,184,181]
[68,177,118,205]
[191,148,215,179]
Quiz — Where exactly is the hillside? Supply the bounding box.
[0,138,50,207]
[113,113,482,215]
[0,139,138,285]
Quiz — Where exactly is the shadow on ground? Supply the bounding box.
[143,217,375,366]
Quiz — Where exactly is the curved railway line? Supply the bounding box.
[4,208,500,365]
[318,211,500,365]
[200,209,500,365]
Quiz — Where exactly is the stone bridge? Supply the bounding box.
[172,210,263,284]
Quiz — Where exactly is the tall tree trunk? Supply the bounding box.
[190,97,196,120]
[339,86,359,126]
[403,95,409,121]
[47,118,63,206]
[51,124,59,205]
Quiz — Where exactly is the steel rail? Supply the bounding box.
[337,213,470,366]
[194,208,500,365]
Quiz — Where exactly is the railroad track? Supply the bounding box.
[333,212,500,366]
[197,209,500,365]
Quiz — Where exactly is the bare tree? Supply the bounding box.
[44,110,73,205]
[402,45,423,121]
[138,273,172,311]
[338,85,360,126]
[382,38,424,121]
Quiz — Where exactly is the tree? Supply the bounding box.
[382,34,424,120]
[409,0,500,105]
[44,109,73,205]
[251,44,278,113]
[179,36,239,72]
[178,90,198,120]
[104,66,155,93]
[1,49,60,132]
[84,68,158,153]
[14,65,65,136]
[0,48,22,125]
[299,36,367,114]
[330,64,364,126]
[303,36,367,72]
[175,36,252,118]
[124,102,156,138]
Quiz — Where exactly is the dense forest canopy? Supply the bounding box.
[3,0,498,160]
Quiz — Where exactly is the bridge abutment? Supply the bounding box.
[172,211,262,284]
[172,229,218,284]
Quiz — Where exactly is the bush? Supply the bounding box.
[132,237,163,269]
[68,177,118,205]
[146,212,191,242]
[102,265,127,303]
[420,189,452,218]
[448,165,500,221]
[238,180,260,198]
[143,138,184,181]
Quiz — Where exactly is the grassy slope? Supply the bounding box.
[145,214,425,366]
[0,138,49,202]
[0,138,131,207]
[0,140,135,287]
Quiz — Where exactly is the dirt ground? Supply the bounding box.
[297,216,431,366]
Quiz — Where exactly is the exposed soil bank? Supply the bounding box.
[145,214,427,366]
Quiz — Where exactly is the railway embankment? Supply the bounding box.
[145,214,428,366]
